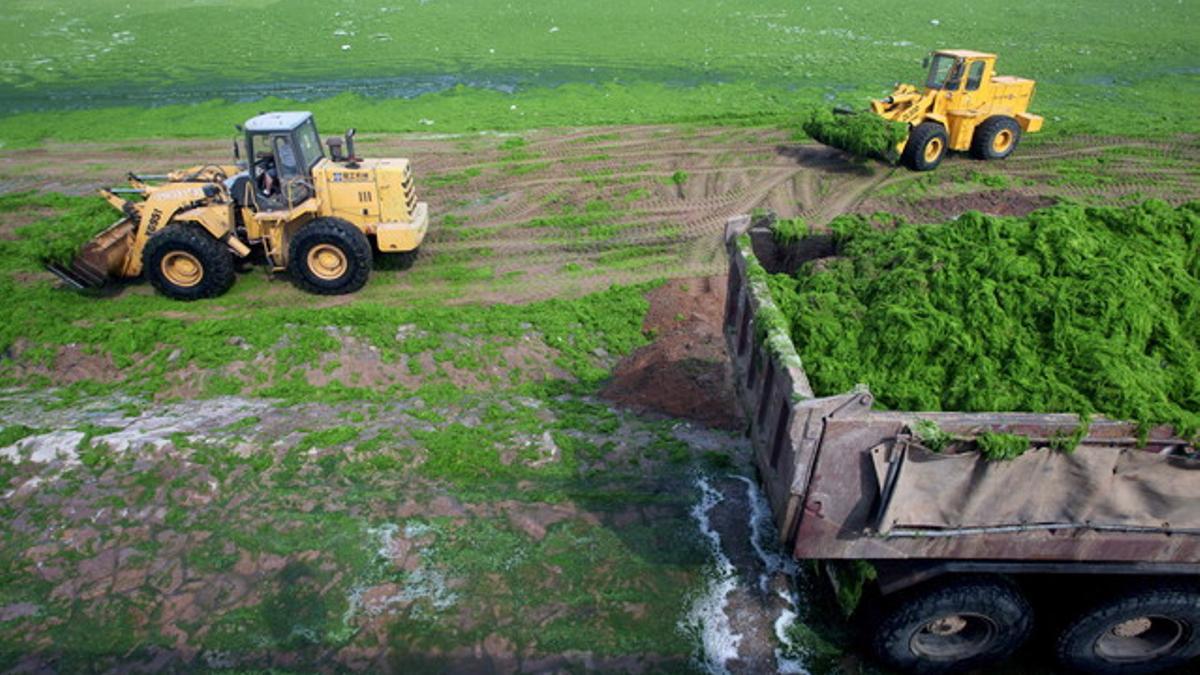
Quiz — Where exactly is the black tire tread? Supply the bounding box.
[1055,582,1200,675]
[871,575,1033,674]
[901,122,949,172]
[287,217,372,295]
[142,223,236,301]
[971,116,1022,160]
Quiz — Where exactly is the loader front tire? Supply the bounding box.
[143,224,236,301]
[288,217,372,295]
[971,116,1022,160]
[902,123,949,172]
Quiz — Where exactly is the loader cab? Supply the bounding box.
[925,50,995,93]
[242,111,324,210]
[925,50,998,116]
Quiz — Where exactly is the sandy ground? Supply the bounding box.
[3,127,1196,306]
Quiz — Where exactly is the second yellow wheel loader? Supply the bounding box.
[51,112,429,300]
[819,50,1045,171]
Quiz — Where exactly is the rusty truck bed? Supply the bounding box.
[722,216,1199,569]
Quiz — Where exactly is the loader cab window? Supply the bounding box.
[294,118,324,171]
[273,136,301,180]
[926,54,961,89]
[245,122,319,206]
[965,60,986,91]
[247,132,279,196]
[274,134,316,205]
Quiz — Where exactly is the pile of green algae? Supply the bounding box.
[765,200,1200,439]
[802,108,909,163]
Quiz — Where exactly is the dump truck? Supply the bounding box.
[723,215,1199,674]
[50,111,429,300]
[813,49,1044,171]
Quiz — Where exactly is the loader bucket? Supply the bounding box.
[45,217,134,290]
[803,108,908,164]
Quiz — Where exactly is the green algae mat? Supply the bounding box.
[766,200,1200,437]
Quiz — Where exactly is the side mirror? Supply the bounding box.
[234,124,243,132]
[922,56,930,69]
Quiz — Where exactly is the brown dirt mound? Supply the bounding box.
[917,190,1057,219]
[601,276,742,429]
[852,188,1060,225]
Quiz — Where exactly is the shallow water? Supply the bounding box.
[0,64,735,115]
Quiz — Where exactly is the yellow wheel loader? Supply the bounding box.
[821,50,1044,171]
[50,112,429,300]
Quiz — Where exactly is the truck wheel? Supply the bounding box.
[901,123,949,171]
[971,116,1022,160]
[142,224,235,301]
[288,217,372,295]
[1055,584,1200,675]
[871,576,1032,673]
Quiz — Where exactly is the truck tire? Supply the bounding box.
[901,123,949,171]
[1055,584,1200,675]
[288,217,372,295]
[870,575,1033,673]
[971,116,1022,160]
[142,223,236,301]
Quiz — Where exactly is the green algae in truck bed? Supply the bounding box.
[766,201,1200,438]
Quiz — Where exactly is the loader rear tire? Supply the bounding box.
[142,224,236,301]
[288,217,372,295]
[971,116,1022,160]
[902,123,949,172]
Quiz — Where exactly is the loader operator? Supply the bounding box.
[255,153,278,197]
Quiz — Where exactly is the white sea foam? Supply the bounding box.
[680,475,741,674]
[734,475,809,674]
[733,475,799,593]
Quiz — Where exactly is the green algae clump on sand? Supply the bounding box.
[0,191,117,267]
[803,108,909,163]
[766,201,1200,439]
